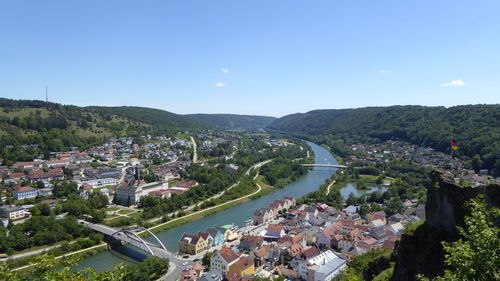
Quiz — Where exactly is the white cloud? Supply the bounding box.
[214,81,225,88]
[441,79,466,87]
[221,68,229,74]
[379,69,393,74]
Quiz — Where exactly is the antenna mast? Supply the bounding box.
[45,85,48,102]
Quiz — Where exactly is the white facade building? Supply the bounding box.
[298,250,347,281]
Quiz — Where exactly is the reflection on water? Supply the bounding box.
[340,183,388,199]
[77,141,338,271]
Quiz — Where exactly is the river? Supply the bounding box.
[75,141,338,272]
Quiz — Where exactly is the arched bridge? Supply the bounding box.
[79,220,173,260]
[301,163,348,168]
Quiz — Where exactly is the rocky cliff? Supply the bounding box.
[391,169,500,281]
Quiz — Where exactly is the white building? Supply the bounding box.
[210,246,240,277]
[0,205,26,220]
[298,250,347,281]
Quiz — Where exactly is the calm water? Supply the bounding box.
[340,183,388,199]
[77,141,338,271]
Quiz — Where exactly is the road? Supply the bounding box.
[325,180,336,195]
[190,136,197,163]
[1,240,76,261]
[148,158,273,224]
[156,173,266,281]
[9,159,274,279]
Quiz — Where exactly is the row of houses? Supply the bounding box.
[179,225,238,256]
[253,197,296,225]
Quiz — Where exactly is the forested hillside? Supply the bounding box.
[268,105,500,175]
[188,113,276,129]
[89,106,205,132]
[0,98,276,165]
[0,99,137,164]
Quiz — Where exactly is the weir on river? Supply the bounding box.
[74,141,338,272]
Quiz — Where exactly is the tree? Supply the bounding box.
[0,254,168,281]
[202,251,213,269]
[346,193,357,206]
[428,196,500,281]
[470,155,483,172]
[386,196,403,216]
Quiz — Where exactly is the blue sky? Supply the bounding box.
[1,0,499,117]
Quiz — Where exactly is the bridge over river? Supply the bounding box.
[78,220,179,261]
[301,163,347,168]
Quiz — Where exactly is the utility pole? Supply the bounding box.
[45,85,48,102]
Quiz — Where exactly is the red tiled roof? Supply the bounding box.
[253,245,271,258]
[267,224,283,232]
[219,246,240,263]
[229,256,253,275]
[9,172,25,178]
[15,186,35,192]
[301,247,320,259]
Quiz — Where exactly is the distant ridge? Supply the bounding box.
[0,98,278,164]
[268,105,500,175]
[88,106,205,132]
[188,113,276,129]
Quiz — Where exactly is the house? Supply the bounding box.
[27,170,50,184]
[298,250,347,281]
[180,264,202,281]
[317,225,341,249]
[227,164,239,172]
[264,224,285,240]
[219,224,239,242]
[211,246,240,277]
[252,245,271,267]
[343,205,358,214]
[388,214,404,224]
[197,270,223,281]
[207,227,225,248]
[369,226,388,242]
[199,232,214,250]
[388,222,405,235]
[277,233,305,247]
[4,172,25,184]
[300,246,321,260]
[179,233,208,255]
[179,268,198,280]
[37,187,53,197]
[12,161,41,170]
[239,235,264,251]
[282,243,305,264]
[358,237,379,251]
[48,168,65,180]
[366,211,387,224]
[227,256,255,281]
[13,186,38,200]
[47,159,70,168]
[0,205,25,220]
[253,208,273,225]
[369,219,386,228]
[79,183,93,199]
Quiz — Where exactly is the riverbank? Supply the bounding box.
[62,141,338,272]
[12,242,108,272]
[143,174,264,235]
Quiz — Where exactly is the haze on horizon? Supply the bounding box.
[1,0,499,117]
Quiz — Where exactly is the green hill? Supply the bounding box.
[88,106,206,132]
[0,99,203,165]
[0,98,275,165]
[188,113,276,129]
[268,105,500,175]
